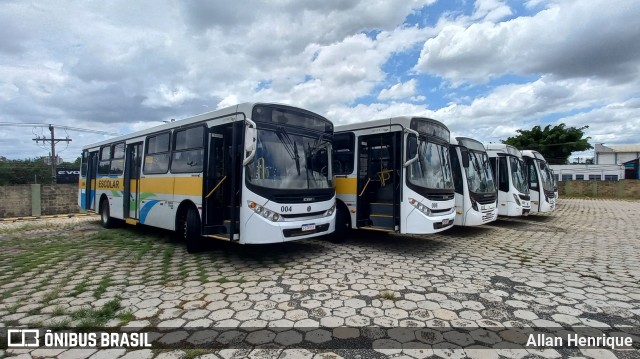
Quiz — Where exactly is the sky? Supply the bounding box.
[1,0,639,162]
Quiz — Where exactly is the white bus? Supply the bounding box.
[79,103,336,252]
[332,117,455,237]
[521,150,556,213]
[485,144,531,216]
[449,137,498,226]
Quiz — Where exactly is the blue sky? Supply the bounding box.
[1,0,639,162]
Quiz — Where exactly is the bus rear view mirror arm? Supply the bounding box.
[243,118,257,166]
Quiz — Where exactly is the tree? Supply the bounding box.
[502,124,592,164]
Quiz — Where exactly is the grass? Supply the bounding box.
[42,286,63,304]
[71,279,90,297]
[378,290,398,301]
[71,298,122,327]
[161,246,174,282]
[52,305,66,316]
[117,309,135,325]
[93,275,112,299]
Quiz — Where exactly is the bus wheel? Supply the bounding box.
[99,199,114,229]
[330,205,349,243]
[185,207,203,253]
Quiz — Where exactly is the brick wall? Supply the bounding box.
[559,179,640,199]
[0,185,32,218]
[0,184,79,218]
[41,184,79,215]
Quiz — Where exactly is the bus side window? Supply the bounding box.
[498,157,509,192]
[528,162,538,189]
[144,132,171,174]
[332,133,354,175]
[449,148,464,194]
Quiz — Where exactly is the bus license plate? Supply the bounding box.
[301,224,316,232]
[441,219,450,226]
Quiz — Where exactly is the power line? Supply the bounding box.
[0,122,120,183]
[0,122,121,136]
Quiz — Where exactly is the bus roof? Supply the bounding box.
[335,116,449,141]
[485,143,523,158]
[81,102,329,150]
[521,149,547,161]
[455,137,486,152]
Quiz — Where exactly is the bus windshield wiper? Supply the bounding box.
[275,127,301,176]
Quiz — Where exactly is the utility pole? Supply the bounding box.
[32,124,72,184]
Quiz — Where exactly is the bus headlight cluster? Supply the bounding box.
[513,194,521,206]
[326,204,335,217]
[247,201,282,222]
[409,198,431,215]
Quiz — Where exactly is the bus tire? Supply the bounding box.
[99,199,114,229]
[185,207,203,253]
[330,205,349,243]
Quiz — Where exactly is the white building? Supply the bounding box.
[594,144,640,165]
[550,164,625,181]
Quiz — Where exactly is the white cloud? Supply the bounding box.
[414,0,640,84]
[0,0,638,161]
[378,79,418,100]
[472,0,512,22]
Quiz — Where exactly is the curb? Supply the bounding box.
[0,213,97,222]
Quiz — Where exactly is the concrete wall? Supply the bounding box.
[559,179,640,199]
[0,184,78,218]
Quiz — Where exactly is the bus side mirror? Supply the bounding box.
[404,134,418,167]
[461,149,470,168]
[243,119,257,166]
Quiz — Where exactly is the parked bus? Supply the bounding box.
[449,137,498,226]
[521,150,556,213]
[79,103,335,251]
[332,117,455,237]
[485,144,531,216]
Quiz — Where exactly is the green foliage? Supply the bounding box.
[0,156,81,185]
[502,124,592,164]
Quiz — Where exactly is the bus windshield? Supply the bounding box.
[466,150,496,194]
[509,157,529,194]
[247,128,332,189]
[538,160,555,192]
[409,141,454,190]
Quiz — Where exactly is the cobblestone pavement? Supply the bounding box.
[1,198,639,358]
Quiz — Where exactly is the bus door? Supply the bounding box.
[204,122,243,240]
[356,132,401,230]
[84,151,98,211]
[123,142,142,220]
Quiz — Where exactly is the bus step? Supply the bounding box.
[369,202,393,216]
[369,214,394,228]
[203,224,231,237]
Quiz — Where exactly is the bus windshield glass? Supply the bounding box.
[509,157,529,194]
[409,141,454,190]
[538,160,555,192]
[247,128,332,189]
[466,150,496,194]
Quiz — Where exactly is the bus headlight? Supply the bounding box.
[326,204,335,217]
[471,199,478,212]
[513,194,521,206]
[247,201,282,222]
[409,198,431,215]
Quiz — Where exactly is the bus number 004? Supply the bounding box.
[281,206,293,213]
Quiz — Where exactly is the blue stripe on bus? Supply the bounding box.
[139,200,160,224]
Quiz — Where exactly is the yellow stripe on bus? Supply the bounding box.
[139,177,203,196]
[335,177,357,195]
